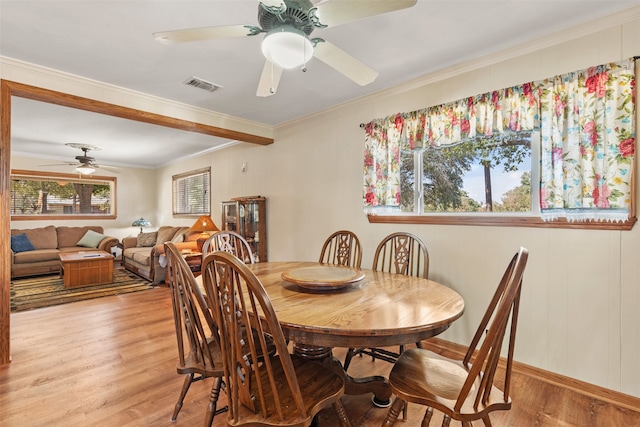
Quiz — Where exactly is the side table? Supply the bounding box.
[182,252,203,276]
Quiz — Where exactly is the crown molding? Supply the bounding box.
[0,56,274,139]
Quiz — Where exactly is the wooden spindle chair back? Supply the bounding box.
[319,230,362,268]
[201,251,350,426]
[164,242,226,425]
[456,247,528,414]
[372,231,429,279]
[382,247,529,427]
[202,230,256,264]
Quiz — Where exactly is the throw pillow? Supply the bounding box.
[11,233,36,253]
[156,226,178,245]
[77,229,106,248]
[137,231,158,247]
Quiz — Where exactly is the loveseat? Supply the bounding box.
[121,225,199,283]
[10,225,119,279]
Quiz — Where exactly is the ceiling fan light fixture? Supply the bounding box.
[76,165,95,175]
[261,27,313,69]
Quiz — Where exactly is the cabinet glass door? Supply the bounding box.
[242,203,259,256]
[223,203,237,232]
[221,197,266,262]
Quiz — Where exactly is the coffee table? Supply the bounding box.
[59,251,114,288]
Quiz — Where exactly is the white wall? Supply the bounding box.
[5,9,640,397]
[154,14,640,397]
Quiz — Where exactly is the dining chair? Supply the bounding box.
[164,242,227,426]
[201,250,352,427]
[318,230,362,268]
[343,231,429,371]
[202,230,256,264]
[382,247,529,427]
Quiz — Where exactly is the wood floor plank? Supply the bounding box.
[1,285,639,426]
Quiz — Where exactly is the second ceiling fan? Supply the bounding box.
[153,0,417,97]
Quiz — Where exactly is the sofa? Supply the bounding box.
[10,225,119,279]
[121,225,199,283]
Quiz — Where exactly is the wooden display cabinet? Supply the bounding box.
[221,196,267,262]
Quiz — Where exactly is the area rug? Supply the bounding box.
[10,269,157,312]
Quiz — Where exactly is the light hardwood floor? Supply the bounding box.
[2,286,639,426]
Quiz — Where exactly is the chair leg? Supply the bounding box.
[415,340,423,349]
[343,348,356,371]
[382,397,405,427]
[172,373,195,421]
[332,399,352,427]
[440,414,451,427]
[203,377,228,427]
[421,407,433,427]
[480,416,493,427]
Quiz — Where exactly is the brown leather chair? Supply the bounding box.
[202,230,255,264]
[382,247,529,427]
[164,242,227,426]
[201,250,352,427]
[318,230,362,268]
[344,231,429,370]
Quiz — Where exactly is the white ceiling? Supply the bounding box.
[2,0,638,170]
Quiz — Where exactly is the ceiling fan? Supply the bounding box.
[40,143,121,175]
[153,0,417,96]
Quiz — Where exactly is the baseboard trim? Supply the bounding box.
[423,337,640,413]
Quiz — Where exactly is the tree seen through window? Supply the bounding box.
[400,132,532,213]
[10,171,115,217]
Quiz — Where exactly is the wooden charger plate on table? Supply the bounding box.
[282,265,365,291]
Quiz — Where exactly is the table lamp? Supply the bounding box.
[190,215,219,252]
[132,217,151,234]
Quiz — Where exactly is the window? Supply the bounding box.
[10,169,116,220]
[172,167,210,216]
[363,59,636,230]
[400,132,534,214]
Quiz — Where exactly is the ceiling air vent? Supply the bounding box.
[183,76,222,92]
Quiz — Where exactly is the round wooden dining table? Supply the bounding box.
[241,261,465,406]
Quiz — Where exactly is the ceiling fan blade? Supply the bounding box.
[153,25,253,44]
[314,0,417,27]
[257,60,283,97]
[38,162,76,167]
[313,40,378,86]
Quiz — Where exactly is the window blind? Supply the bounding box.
[172,167,210,215]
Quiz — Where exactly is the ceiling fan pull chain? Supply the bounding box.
[302,34,308,73]
[270,61,275,94]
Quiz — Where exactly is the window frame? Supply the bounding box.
[366,213,636,230]
[172,167,211,217]
[10,169,117,221]
[369,131,635,230]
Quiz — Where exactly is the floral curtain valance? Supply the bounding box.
[363,58,636,222]
[403,82,539,151]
